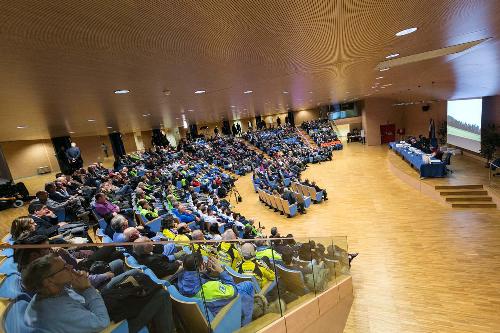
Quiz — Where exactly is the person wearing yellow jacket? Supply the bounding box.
[217,230,243,270]
[237,243,275,289]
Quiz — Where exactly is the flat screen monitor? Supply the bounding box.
[447,98,482,153]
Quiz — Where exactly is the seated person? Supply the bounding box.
[172,202,200,225]
[177,253,254,326]
[45,182,90,221]
[255,239,282,261]
[137,199,159,221]
[93,193,120,218]
[430,147,444,160]
[191,230,214,256]
[237,243,276,289]
[217,230,243,270]
[160,215,179,239]
[32,190,89,223]
[280,247,312,275]
[11,215,59,241]
[21,254,111,332]
[173,223,192,244]
[132,237,182,278]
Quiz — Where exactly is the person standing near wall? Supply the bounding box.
[360,129,366,144]
[66,142,83,172]
[101,143,109,157]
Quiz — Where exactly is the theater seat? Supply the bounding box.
[275,264,309,296]
[2,300,37,333]
[168,285,242,333]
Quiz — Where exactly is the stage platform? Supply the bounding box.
[387,147,499,208]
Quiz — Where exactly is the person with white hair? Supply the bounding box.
[66,142,83,171]
[217,229,243,269]
[237,243,276,289]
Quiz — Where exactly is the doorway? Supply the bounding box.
[380,124,396,144]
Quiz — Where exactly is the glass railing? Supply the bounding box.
[0,236,350,333]
[489,159,500,192]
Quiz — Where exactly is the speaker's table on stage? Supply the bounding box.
[388,142,446,178]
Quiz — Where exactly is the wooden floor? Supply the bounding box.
[230,143,500,332]
[2,146,500,332]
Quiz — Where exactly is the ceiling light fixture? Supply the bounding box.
[69,131,75,134]
[194,90,206,94]
[16,125,27,129]
[187,109,194,112]
[396,27,417,37]
[243,90,253,94]
[385,53,400,59]
[114,89,130,94]
[376,77,384,80]
[283,91,288,94]
[88,119,96,122]
[380,68,390,72]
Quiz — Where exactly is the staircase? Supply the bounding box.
[296,127,319,149]
[240,139,272,159]
[436,185,497,208]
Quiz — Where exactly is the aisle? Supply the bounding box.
[232,144,500,332]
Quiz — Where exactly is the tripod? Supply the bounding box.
[227,186,242,204]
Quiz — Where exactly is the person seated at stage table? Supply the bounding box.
[430,147,444,160]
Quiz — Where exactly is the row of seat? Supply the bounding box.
[258,189,298,217]
[291,182,323,203]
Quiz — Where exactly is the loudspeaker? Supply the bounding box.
[422,105,430,112]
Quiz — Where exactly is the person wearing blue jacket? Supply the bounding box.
[177,252,254,326]
[22,254,110,332]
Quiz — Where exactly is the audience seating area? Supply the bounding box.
[0,129,351,333]
[301,119,343,149]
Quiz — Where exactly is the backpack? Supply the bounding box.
[100,271,162,322]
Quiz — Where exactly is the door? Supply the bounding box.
[380,124,396,144]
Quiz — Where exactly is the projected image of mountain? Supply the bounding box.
[447,98,482,153]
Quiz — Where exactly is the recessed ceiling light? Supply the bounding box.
[114,89,130,94]
[383,83,393,87]
[142,114,151,117]
[69,131,75,134]
[376,77,384,80]
[283,91,288,94]
[16,125,27,129]
[396,27,417,37]
[243,90,253,94]
[386,53,400,59]
[380,68,390,72]
[87,119,96,122]
[194,90,206,94]
[107,126,113,129]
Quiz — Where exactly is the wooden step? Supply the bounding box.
[445,196,492,202]
[435,185,484,190]
[440,190,488,196]
[451,203,497,208]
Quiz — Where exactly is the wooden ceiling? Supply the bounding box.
[0,0,499,141]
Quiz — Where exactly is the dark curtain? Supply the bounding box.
[109,132,126,158]
[287,111,295,127]
[51,136,72,175]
